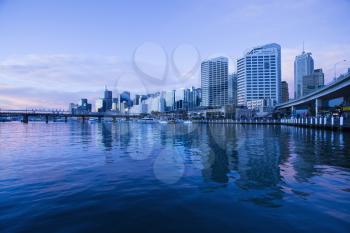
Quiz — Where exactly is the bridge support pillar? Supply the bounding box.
[64,116,68,123]
[315,99,321,117]
[291,106,295,117]
[112,117,116,123]
[98,116,102,123]
[22,114,29,124]
[45,115,49,124]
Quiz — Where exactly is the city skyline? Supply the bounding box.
[0,0,350,109]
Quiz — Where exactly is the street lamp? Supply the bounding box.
[334,59,347,81]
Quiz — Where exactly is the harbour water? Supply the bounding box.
[0,122,350,233]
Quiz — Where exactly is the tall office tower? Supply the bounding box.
[228,73,238,105]
[165,90,176,111]
[134,94,141,105]
[104,87,113,111]
[201,57,229,107]
[294,51,314,98]
[237,43,282,106]
[302,68,324,96]
[281,81,289,103]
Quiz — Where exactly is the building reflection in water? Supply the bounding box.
[74,121,350,207]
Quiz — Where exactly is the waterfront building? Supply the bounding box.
[228,73,238,105]
[302,68,324,96]
[165,90,176,111]
[237,43,281,106]
[294,51,314,98]
[281,81,289,103]
[120,91,131,107]
[143,93,165,113]
[69,99,92,114]
[112,98,119,111]
[129,103,148,114]
[201,57,229,107]
[104,87,113,111]
[188,87,201,110]
[246,99,274,113]
[95,98,105,112]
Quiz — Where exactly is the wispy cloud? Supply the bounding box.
[0,53,200,109]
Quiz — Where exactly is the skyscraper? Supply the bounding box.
[281,81,289,103]
[228,73,238,105]
[104,87,113,111]
[201,57,228,107]
[237,43,281,106]
[302,69,324,96]
[294,51,314,98]
[165,90,176,111]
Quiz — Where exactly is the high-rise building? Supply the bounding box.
[165,90,176,111]
[281,81,289,103]
[294,51,314,98]
[104,87,113,111]
[302,69,324,96]
[228,73,238,105]
[95,98,104,112]
[237,43,281,106]
[120,91,131,107]
[201,57,228,107]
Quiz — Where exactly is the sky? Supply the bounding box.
[0,0,350,109]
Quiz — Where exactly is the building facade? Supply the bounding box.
[237,43,281,106]
[281,81,289,103]
[201,57,228,107]
[294,51,314,98]
[104,88,113,111]
[228,73,238,105]
[302,68,324,96]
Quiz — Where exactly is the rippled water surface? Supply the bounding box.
[1,122,350,233]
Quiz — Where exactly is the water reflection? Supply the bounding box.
[1,122,350,232]
[78,122,350,190]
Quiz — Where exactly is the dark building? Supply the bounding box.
[228,73,238,105]
[281,81,289,102]
[104,87,113,111]
[120,91,132,107]
[302,69,324,96]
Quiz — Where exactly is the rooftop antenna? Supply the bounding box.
[302,41,305,53]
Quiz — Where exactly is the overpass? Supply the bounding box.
[276,72,350,116]
[0,109,140,123]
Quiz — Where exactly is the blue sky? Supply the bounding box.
[0,0,349,109]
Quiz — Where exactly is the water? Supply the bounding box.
[1,122,350,233]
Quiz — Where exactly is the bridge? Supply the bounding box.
[0,109,140,123]
[276,71,350,117]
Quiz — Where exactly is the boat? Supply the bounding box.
[183,120,192,124]
[158,120,168,124]
[138,117,156,123]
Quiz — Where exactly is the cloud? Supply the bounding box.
[0,53,200,109]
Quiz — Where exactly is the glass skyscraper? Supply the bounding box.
[294,51,314,98]
[237,43,281,106]
[201,57,228,107]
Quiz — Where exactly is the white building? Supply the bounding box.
[129,103,148,114]
[143,94,165,114]
[237,43,281,106]
[201,57,228,107]
[294,51,314,98]
[95,98,104,112]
